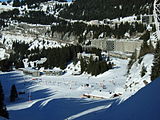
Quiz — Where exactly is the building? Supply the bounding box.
[77,52,99,61]
[91,38,143,53]
[44,69,65,76]
[19,68,40,77]
[141,15,154,25]
[90,38,143,58]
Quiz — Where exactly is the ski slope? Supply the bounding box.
[0,57,127,120]
[0,54,155,120]
[1,71,114,120]
[78,77,160,120]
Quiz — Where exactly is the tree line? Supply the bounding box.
[0,41,83,70]
[0,40,112,75]
[51,21,148,43]
[12,0,67,7]
[0,9,63,25]
[12,0,50,7]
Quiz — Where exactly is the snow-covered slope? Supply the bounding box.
[0,4,13,13]
[81,77,160,120]
[0,53,155,120]
[122,54,154,100]
[0,31,65,50]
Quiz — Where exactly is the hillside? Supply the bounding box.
[0,0,155,44]
[78,77,160,120]
[0,0,159,119]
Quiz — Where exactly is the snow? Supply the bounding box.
[0,30,65,51]
[0,4,13,13]
[111,16,138,23]
[124,32,130,38]
[98,33,104,38]
[0,48,5,60]
[1,71,113,120]
[80,77,160,120]
[0,116,8,120]
[65,104,111,120]
[86,90,113,99]
[0,56,127,119]
[0,52,156,120]
[122,54,154,100]
[0,67,157,120]
[0,4,156,118]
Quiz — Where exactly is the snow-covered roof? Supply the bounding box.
[44,67,63,72]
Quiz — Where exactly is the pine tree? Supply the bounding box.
[149,40,154,52]
[10,85,18,102]
[57,0,67,2]
[0,83,4,103]
[151,42,160,81]
[80,58,86,74]
[0,82,9,119]
[141,64,147,77]
[139,30,150,41]
[128,51,137,73]
[139,39,154,58]
[13,0,21,7]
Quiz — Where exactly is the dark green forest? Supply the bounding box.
[60,0,153,20]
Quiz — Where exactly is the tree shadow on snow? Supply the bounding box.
[9,98,116,120]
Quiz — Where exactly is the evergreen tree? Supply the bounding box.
[56,0,67,2]
[149,40,154,52]
[0,83,4,103]
[151,42,160,81]
[128,51,137,73]
[0,82,9,119]
[139,30,150,41]
[80,58,86,73]
[10,85,18,102]
[141,64,147,77]
[13,0,21,7]
[139,39,154,58]
[0,59,13,72]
